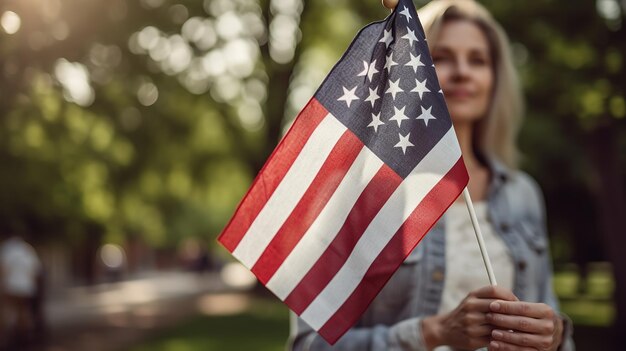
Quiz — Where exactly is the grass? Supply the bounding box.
[553,263,615,326]
[127,297,290,351]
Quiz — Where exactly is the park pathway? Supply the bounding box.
[33,271,252,351]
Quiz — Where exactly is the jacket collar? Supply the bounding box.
[481,154,513,191]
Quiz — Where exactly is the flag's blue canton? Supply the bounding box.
[314,3,452,179]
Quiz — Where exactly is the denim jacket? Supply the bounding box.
[288,158,575,351]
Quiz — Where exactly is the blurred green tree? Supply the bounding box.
[0,0,389,280]
[482,0,626,340]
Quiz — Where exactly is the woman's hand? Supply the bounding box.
[381,0,399,10]
[487,301,564,351]
[421,286,519,350]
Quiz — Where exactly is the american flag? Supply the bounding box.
[218,0,468,344]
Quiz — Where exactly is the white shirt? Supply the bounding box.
[436,201,514,351]
[0,237,42,297]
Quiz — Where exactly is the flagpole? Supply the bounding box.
[462,188,497,285]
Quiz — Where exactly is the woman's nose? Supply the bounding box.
[451,59,471,81]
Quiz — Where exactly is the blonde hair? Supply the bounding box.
[417,0,523,169]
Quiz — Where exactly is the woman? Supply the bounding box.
[288,1,575,350]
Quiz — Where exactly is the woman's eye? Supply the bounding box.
[470,57,488,66]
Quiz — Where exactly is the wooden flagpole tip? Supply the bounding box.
[382,0,399,10]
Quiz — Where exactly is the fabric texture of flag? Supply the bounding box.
[218,0,469,344]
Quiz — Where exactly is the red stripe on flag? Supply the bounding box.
[218,98,329,252]
[251,131,364,284]
[318,157,468,344]
[285,164,402,314]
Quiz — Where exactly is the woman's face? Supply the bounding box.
[431,20,494,124]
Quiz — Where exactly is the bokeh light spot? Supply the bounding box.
[100,244,126,269]
[1,11,21,35]
[137,82,159,106]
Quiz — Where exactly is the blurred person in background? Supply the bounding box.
[288,1,575,350]
[0,234,42,350]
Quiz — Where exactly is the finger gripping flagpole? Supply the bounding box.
[462,188,497,286]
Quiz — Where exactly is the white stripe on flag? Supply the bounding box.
[266,147,384,299]
[301,127,462,330]
[233,114,346,267]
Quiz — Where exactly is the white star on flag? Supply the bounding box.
[411,78,431,99]
[338,86,359,107]
[406,53,426,73]
[368,112,384,132]
[416,105,437,126]
[389,105,410,127]
[385,78,403,100]
[357,61,369,77]
[394,132,414,154]
[357,60,379,82]
[384,52,398,72]
[379,29,393,48]
[365,87,381,107]
[400,6,412,22]
[401,29,418,47]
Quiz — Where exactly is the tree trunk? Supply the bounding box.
[257,0,310,173]
[73,230,102,285]
[587,123,626,345]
